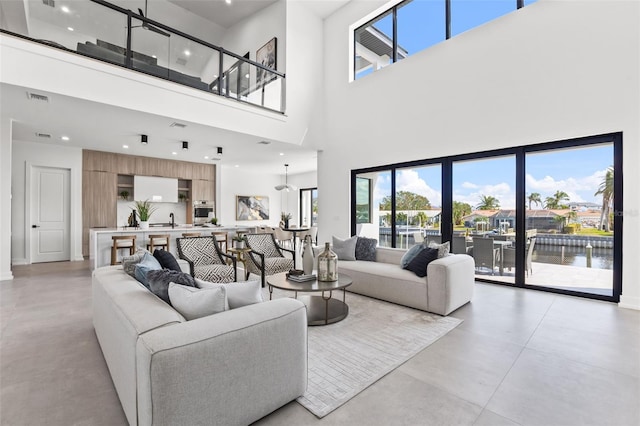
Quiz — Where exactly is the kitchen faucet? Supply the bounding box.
[170,212,175,229]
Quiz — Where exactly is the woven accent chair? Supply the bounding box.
[176,236,237,283]
[245,233,295,287]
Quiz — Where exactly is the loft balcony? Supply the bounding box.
[0,0,285,113]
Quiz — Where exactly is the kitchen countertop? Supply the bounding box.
[90,225,252,233]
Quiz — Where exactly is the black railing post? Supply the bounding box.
[126,11,132,68]
[217,50,223,96]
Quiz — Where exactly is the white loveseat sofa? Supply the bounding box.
[338,247,474,316]
[92,261,307,426]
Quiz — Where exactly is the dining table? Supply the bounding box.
[283,227,310,253]
[493,240,512,275]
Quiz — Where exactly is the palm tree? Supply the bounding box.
[544,190,570,209]
[476,195,500,210]
[595,166,614,231]
[527,192,542,210]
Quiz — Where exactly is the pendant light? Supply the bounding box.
[275,164,297,192]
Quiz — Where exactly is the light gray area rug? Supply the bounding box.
[264,288,463,418]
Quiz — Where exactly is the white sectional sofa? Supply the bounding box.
[92,261,307,426]
[338,247,475,316]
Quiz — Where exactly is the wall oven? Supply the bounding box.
[193,202,214,225]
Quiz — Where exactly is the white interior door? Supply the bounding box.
[31,166,70,263]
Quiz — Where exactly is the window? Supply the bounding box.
[355,178,372,223]
[353,0,530,80]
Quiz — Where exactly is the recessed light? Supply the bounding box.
[245,73,250,79]
[67,27,74,31]
[279,152,284,156]
[61,136,70,141]
[184,50,191,56]
[234,165,239,168]
[213,75,218,79]
[122,144,129,149]
[225,0,231,4]
[171,151,177,155]
[152,55,157,59]
[61,5,70,13]
[204,156,209,159]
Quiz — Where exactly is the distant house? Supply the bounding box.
[568,202,601,211]
[463,209,572,232]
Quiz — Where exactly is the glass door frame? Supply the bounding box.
[351,132,622,303]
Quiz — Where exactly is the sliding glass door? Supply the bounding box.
[351,133,622,302]
[524,143,616,296]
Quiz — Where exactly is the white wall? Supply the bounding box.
[0,118,14,280]
[315,0,640,308]
[11,140,84,264]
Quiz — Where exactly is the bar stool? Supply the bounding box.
[147,234,170,252]
[182,232,201,238]
[211,231,228,252]
[111,235,137,265]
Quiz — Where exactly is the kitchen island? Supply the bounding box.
[89,225,256,270]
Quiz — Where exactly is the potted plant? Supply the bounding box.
[119,190,129,201]
[134,199,157,230]
[281,212,292,228]
[210,217,218,226]
[232,233,247,249]
[178,192,187,203]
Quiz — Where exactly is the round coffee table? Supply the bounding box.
[267,272,353,326]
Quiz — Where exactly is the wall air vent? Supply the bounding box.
[169,122,187,128]
[42,0,55,7]
[176,57,187,66]
[26,92,50,102]
[35,133,52,138]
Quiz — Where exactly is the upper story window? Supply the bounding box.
[354,0,536,80]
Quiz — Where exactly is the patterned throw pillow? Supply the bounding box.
[428,241,450,258]
[355,237,377,262]
[404,247,439,277]
[146,269,196,305]
[122,250,149,278]
[332,236,358,261]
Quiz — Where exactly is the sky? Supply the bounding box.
[371,144,613,210]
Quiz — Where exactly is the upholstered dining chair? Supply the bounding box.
[176,236,237,283]
[471,237,499,274]
[273,227,294,249]
[244,233,295,287]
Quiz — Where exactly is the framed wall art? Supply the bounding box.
[256,37,277,87]
[236,195,270,221]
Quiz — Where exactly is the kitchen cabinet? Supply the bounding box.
[191,179,215,202]
[82,170,117,255]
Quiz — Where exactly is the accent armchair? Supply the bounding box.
[176,236,237,283]
[245,233,295,287]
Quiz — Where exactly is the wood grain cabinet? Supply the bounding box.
[191,179,215,202]
[82,170,117,255]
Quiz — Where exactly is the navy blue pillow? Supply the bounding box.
[153,249,181,272]
[404,247,438,278]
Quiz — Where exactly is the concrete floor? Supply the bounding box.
[1,260,639,425]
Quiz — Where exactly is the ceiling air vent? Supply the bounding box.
[257,141,271,145]
[26,92,50,102]
[176,57,187,66]
[42,0,55,7]
[169,122,187,128]
[35,132,52,139]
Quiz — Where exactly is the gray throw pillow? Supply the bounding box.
[428,241,450,258]
[133,252,162,287]
[332,236,358,261]
[196,279,263,310]
[355,237,377,261]
[146,269,196,305]
[122,250,149,278]
[168,283,227,320]
[400,244,424,268]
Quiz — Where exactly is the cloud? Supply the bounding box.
[525,168,608,203]
[395,169,442,207]
[461,182,479,189]
[455,182,515,210]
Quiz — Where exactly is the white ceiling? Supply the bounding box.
[167,0,279,29]
[1,83,317,175]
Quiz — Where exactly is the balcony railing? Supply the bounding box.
[0,0,285,113]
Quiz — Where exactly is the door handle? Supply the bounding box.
[32,225,40,228]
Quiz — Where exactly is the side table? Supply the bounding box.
[228,247,252,279]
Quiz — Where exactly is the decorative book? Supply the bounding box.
[287,273,317,282]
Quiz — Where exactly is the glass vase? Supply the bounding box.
[317,242,338,281]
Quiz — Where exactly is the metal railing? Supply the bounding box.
[1,0,285,113]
